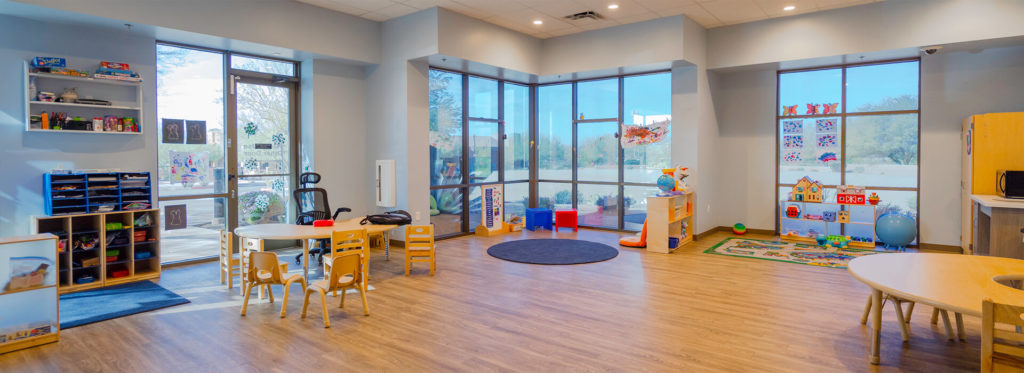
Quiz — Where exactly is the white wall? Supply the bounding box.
[541,16,686,77]
[0,14,157,237]
[300,59,370,217]
[365,9,438,230]
[7,0,381,64]
[436,8,541,77]
[920,44,1024,245]
[710,69,777,230]
[708,0,1024,69]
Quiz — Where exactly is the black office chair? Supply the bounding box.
[294,172,351,264]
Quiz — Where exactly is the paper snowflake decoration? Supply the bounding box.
[272,133,286,146]
[271,178,285,193]
[244,158,258,170]
[243,122,257,137]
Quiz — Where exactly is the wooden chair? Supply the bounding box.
[982,299,1024,372]
[404,225,435,276]
[301,250,368,328]
[323,229,367,294]
[239,237,290,299]
[219,230,241,289]
[241,251,307,318]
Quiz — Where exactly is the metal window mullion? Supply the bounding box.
[461,73,470,233]
[498,80,505,185]
[571,81,578,210]
[618,76,625,230]
[530,84,538,209]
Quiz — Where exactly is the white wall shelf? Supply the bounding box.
[24,62,143,134]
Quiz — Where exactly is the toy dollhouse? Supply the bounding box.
[790,176,823,202]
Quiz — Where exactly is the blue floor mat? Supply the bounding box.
[59,280,190,329]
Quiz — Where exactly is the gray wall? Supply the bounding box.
[0,14,158,237]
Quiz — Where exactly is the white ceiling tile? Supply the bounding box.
[546,27,584,37]
[699,0,766,23]
[360,12,393,21]
[401,0,447,9]
[613,11,663,25]
[753,0,818,17]
[529,1,591,19]
[373,3,420,17]
[295,0,373,15]
[657,3,720,26]
[333,0,397,12]
[453,0,527,13]
[633,0,698,12]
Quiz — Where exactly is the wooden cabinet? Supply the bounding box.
[961,113,1024,253]
[647,192,694,254]
[33,209,160,294]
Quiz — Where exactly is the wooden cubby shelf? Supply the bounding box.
[33,209,160,294]
[647,191,695,254]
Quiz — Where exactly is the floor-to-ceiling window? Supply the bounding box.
[776,59,920,242]
[429,69,531,237]
[538,72,672,231]
[157,43,299,263]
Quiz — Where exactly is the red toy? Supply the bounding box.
[837,185,866,205]
[313,219,334,227]
[785,205,801,218]
[554,209,578,232]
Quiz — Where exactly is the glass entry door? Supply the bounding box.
[230,79,295,228]
[157,44,297,263]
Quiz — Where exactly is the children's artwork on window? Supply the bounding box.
[784,135,803,148]
[806,103,820,115]
[816,119,836,133]
[817,150,838,164]
[620,119,669,148]
[817,134,837,148]
[822,103,839,114]
[169,151,209,185]
[783,151,802,163]
[782,120,803,134]
[782,105,798,116]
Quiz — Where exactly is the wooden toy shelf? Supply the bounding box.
[647,192,695,254]
[778,200,876,248]
[32,209,160,294]
[43,171,151,216]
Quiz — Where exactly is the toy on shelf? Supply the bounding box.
[785,204,801,219]
[93,61,142,82]
[656,166,690,196]
[790,176,823,202]
[804,214,823,221]
[868,193,880,205]
[837,211,850,223]
[837,185,866,205]
[822,211,837,222]
[732,223,747,235]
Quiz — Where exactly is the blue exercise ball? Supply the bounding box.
[875,213,916,250]
[656,174,675,195]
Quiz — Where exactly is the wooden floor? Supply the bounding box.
[0,229,981,372]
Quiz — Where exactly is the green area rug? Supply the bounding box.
[703,237,883,269]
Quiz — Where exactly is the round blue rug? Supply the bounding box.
[487,239,619,265]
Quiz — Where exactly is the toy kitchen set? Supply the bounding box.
[25,57,143,134]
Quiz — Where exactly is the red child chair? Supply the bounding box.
[554,209,578,232]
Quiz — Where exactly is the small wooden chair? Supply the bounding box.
[302,250,368,328]
[404,225,435,276]
[982,299,1024,372]
[324,229,368,295]
[239,237,290,298]
[241,251,307,318]
[219,230,241,289]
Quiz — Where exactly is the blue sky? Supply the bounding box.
[779,60,919,114]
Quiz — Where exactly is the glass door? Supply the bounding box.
[157,44,298,263]
[229,77,297,229]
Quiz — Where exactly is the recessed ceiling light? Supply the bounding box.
[783,5,796,11]
[533,19,543,25]
[608,4,619,9]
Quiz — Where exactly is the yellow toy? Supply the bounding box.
[791,176,823,202]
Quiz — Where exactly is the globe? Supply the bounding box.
[656,174,676,196]
[875,213,916,250]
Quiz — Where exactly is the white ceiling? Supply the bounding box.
[295,0,884,38]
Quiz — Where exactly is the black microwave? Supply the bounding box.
[999,170,1024,199]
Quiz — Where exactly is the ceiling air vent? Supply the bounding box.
[564,11,604,21]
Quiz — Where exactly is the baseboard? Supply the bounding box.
[697,226,774,240]
[917,243,963,253]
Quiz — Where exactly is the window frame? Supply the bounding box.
[428,67,532,238]
[537,70,672,231]
[774,58,921,240]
